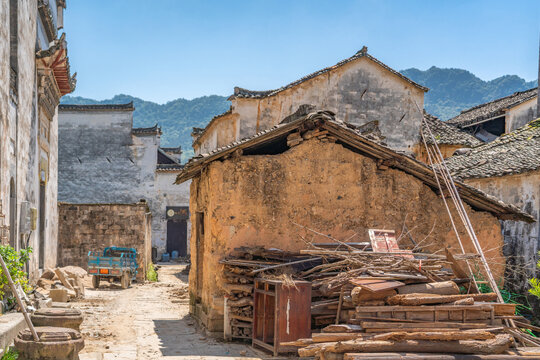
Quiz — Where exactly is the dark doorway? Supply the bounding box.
[165,206,189,257]
[39,182,46,269]
[166,219,187,256]
[195,211,205,299]
[9,178,16,248]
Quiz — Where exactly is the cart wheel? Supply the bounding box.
[121,272,129,289]
[92,275,100,289]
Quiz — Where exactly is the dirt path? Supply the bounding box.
[75,263,267,360]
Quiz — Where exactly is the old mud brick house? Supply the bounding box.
[446,119,540,301]
[57,103,190,261]
[192,47,479,161]
[57,202,151,280]
[0,0,75,279]
[176,110,533,332]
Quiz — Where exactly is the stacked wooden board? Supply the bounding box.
[219,246,540,358]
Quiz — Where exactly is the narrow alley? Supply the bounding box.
[75,264,265,360]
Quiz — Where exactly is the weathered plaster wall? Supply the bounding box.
[58,109,144,203]
[196,112,239,155]
[505,98,538,133]
[195,57,424,155]
[465,172,540,295]
[189,139,505,330]
[57,203,152,280]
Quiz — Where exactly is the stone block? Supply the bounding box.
[55,268,74,291]
[49,289,68,302]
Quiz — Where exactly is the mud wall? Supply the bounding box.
[188,139,505,331]
[57,202,152,280]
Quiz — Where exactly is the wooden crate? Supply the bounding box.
[252,278,311,356]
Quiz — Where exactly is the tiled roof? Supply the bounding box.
[228,47,428,100]
[447,88,538,127]
[160,146,182,154]
[446,119,540,180]
[132,124,161,136]
[423,112,482,147]
[59,102,135,111]
[176,110,533,223]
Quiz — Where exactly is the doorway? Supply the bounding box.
[39,182,46,268]
[166,219,187,256]
[165,206,189,257]
[9,178,16,248]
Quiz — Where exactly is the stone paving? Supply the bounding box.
[76,263,270,360]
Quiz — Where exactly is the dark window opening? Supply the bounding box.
[195,212,205,300]
[242,137,290,156]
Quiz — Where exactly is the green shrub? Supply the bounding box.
[147,263,158,282]
[0,246,32,300]
[1,347,18,360]
[529,253,540,299]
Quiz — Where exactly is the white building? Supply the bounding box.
[57,103,190,259]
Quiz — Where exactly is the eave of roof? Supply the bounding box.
[157,164,184,172]
[160,146,182,154]
[448,88,538,127]
[36,33,76,96]
[59,102,135,112]
[176,111,533,223]
[132,124,161,136]
[228,47,428,101]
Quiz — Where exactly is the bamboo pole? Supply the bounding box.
[0,253,39,341]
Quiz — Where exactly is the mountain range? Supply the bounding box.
[61,67,538,161]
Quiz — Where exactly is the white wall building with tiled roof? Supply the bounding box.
[58,104,191,260]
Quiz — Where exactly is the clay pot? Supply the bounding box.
[15,326,84,360]
[31,308,84,330]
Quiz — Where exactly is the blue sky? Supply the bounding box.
[65,0,540,104]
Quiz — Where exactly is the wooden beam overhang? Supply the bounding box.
[176,112,535,223]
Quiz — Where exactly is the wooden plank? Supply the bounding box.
[350,278,405,292]
[446,248,479,294]
[360,321,492,330]
[387,293,498,306]
[344,353,540,359]
[322,324,363,333]
[356,304,495,313]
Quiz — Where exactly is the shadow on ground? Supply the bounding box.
[153,317,260,358]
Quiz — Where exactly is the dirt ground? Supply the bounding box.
[74,263,269,360]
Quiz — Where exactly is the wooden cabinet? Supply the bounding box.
[252,278,311,356]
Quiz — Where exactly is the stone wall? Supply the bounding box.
[195,55,425,155]
[189,139,505,331]
[57,202,152,280]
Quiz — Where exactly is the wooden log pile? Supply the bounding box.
[219,246,540,358]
